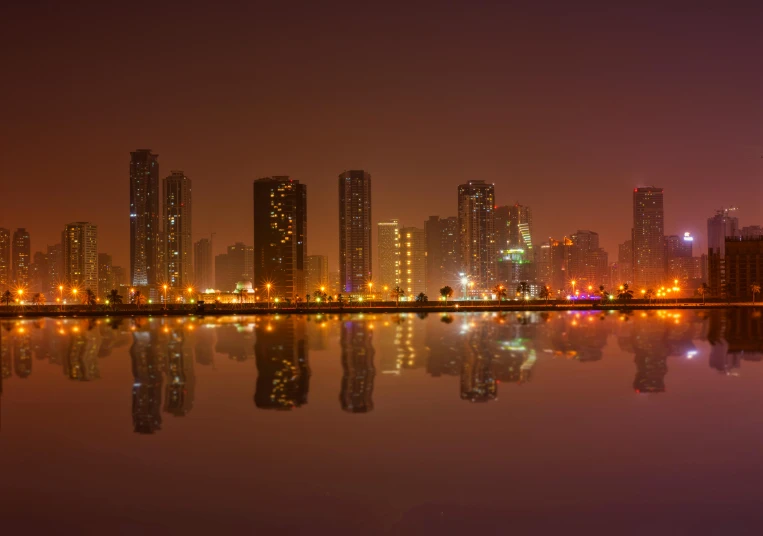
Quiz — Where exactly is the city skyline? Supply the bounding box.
[2,3,760,274]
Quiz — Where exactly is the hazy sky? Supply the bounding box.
[1,1,760,271]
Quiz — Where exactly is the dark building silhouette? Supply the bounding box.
[338,170,372,294]
[254,319,310,410]
[63,325,101,381]
[131,331,163,434]
[460,323,497,402]
[129,149,160,287]
[632,322,670,393]
[340,321,375,413]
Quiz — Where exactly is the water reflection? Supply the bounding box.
[2,310,763,432]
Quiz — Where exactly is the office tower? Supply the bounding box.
[130,149,160,287]
[46,243,63,293]
[215,242,253,291]
[537,237,572,292]
[193,238,214,291]
[338,170,372,294]
[457,180,496,290]
[305,255,328,293]
[708,208,740,297]
[339,320,375,413]
[254,318,310,410]
[329,270,340,294]
[494,206,510,252]
[664,232,695,282]
[724,236,763,299]
[63,222,98,294]
[253,176,307,301]
[617,240,634,285]
[0,228,10,289]
[425,216,460,296]
[741,225,763,239]
[508,204,533,251]
[377,219,400,290]
[112,266,126,288]
[399,226,427,297]
[163,171,193,289]
[569,230,608,286]
[98,253,113,295]
[12,228,31,287]
[29,251,49,294]
[632,187,665,288]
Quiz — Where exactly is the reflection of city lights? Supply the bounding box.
[686,351,698,359]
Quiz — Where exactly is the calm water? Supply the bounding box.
[1,310,763,535]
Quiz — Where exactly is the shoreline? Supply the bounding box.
[0,301,760,318]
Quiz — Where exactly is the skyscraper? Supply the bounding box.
[494,206,510,253]
[377,219,400,290]
[130,149,160,287]
[617,240,634,285]
[164,170,193,289]
[47,243,63,293]
[98,253,113,296]
[193,238,214,291]
[63,222,98,294]
[253,176,307,301]
[215,243,253,291]
[399,226,427,297]
[425,215,461,295]
[569,230,608,286]
[338,170,372,294]
[305,255,328,293]
[508,204,533,251]
[458,180,496,290]
[12,228,30,287]
[0,228,10,289]
[632,187,665,288]
[707,208,739,297]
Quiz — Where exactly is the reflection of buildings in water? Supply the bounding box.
[131,331,163,434]
[307,318,328,351]
[425,316,462,377]
[164,328,196,416]
[340,320,375,413]
[63,323,101,381]
[13,329,33,378]
[395,315,427,371]
[460,322,498,402]
[215,324,254,362]
[1,327,12,379]
[631,320,670,393]
[708,309,763,374]
[543,313,609,362]
[254,319,310,410]
[492,341,536,384]
[194,327,216,366]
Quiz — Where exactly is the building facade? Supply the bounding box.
[164,171,193,289]
[0,228,10,289]
[130,149,160,287]
[399,226,427,298]
[632,187,665,288]
[338,170,372,294]
[253,176,307,301]
[377,219,400,291]
[98,253,113,296]
[63,222,98,294]
[305,255,328,294]
[215,243,254,292]
[193,238,214,291]
[12,228,31,287]
[708,209,740,297]
[457,180,496,290]
[725,237,763,300]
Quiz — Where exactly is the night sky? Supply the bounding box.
[1,1,760,271]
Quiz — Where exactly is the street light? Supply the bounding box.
[163,284,168,309]
[266,283,272,309]
[187,286,194,305]
[368,281,373,305]
[17,288,23,305]
[58,285,64,310]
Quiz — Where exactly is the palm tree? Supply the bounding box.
[493,284,508,302]
[439,285,453,305]
[415,292,428,303]
[133,290,147,309]
[337,294,344,309]
[644,289,655,303]
[597,284,610,302]
[108,289,123,310]
[31,292,46,310]
[326,295,334,308]
[82,288,97,306]
[391,286,405,306]
[1,290,12,306]
[305,294,310,309]
[696,283,709,305]
[617,283,634,302]
[539,285,551,304]
[752,283,761,305]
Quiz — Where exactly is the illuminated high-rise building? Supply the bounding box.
[399,226,427,297]
[617,240,634,285]
[253,176,307,301]
[0,228,10,289]
[29,251,49,294]
[12,228,31,287]
[63,222,98,294]
[494,206,510,252]
[130,149,160,287]
[214,242,253,291]
[508,204,533,251]
[632,187,665,288]
[305,254,328,293]
[377,219,400,290]
[193,238,213,291]
[97,253,113,296]
[457,180,496,289]
[569,230,608,286]
[425,216,460,295]
[163,170,193,289]
[338,170,372,294]
[47,243,63,293]
[708,208,740,297]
